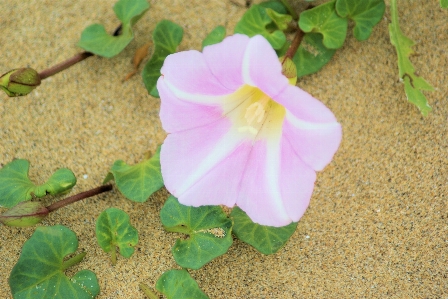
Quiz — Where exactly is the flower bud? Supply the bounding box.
[0,201,49,227]
[0,68,41,97]
[279,56,297,86]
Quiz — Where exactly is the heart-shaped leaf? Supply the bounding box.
[156,269,209,299]
[335,0,385,41]
[160,196,233,270]
[299,1,348,49]
[202,26,226,49]
[142,20,184,97]
[0,159,76,208]
[234,4,288,50]
[231,207,297,255]
[104,146,163,202]
[294,32,336,78]
[77,0,149,57]
[96,208,138,264]
[9,225,99,299]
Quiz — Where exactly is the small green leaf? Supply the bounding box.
[294,32,336,78]
[96,208,138,264]
[298,1,348,49]
[142,20,184,97]
[202,26,226,49]
[389,0,433,115]
[441,0,448,8]
[258,0,288,15]
[0,159,76,208]
[104,147,163,202]
[266,8,292,31]
[160,196,233,270]
[77,0,149,57]
[156,269,209,299]
[335,0,385,41]
[234,4,287,50]
[9,225,99,299]
[231,207,297,255]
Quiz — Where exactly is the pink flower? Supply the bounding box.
[157,34,342,227]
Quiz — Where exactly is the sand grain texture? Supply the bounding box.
[0,0,447,298]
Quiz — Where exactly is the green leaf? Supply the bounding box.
[96,208,138,264]
[294,32,336,78]
[441,0,448,8]
[156,269,209,299]
[258,1,288,14]
[231,207,297,255]
[202,26,226,49]
[77,0,149,58]
[142,20,184,97]
[234,4,287,50]
[389,0,433,115]
[335,0,385,41]
[160,196,233,270]
[0,159,76,208]
[266,8,292,31]
[298,1,348,49]
[104,146,163,202]
[9,225,99,299]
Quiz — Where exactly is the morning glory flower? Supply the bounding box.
[157,34,342,227]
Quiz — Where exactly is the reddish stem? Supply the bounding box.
[38,52,94,80]
[38,24,122,80]
[46,184,113,212]
[282,28,305,63]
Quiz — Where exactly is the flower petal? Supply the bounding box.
[161,50,232,101]
[236,139,291,227]
[275,84,338,123]
[242,35,289,98]
[279,136,316,222]
[161,120,244,200]
[158,79,224,133]
[179,142,252,207]
[282,112,342,171]
[203,34,250,91]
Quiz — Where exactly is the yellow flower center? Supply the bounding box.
[224,85,286,140]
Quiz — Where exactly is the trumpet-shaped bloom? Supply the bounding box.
[157,34,342,227]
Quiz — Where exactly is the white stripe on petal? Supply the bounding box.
[265,138,290,223]
[164,80,233,104]
[285,111,341,130]
[176,129,245,196]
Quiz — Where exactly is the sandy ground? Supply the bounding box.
[1,0,447,298]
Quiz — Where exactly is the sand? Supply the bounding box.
[1,0,447,298]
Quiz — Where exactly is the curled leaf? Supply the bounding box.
[0,159,76,208]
